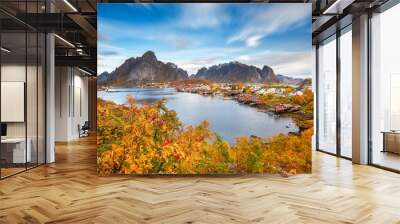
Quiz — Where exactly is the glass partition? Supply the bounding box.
[339,27,352,158]
[1,31,28,177]
[317,36,337,154]
[27,31,38,169]
[0,1,46,179]
[370,3,400,171]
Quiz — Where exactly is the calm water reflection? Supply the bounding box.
[98,88,298,143]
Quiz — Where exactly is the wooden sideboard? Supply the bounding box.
[382,131,400,154]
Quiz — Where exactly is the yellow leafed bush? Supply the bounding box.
[97,97,312,175]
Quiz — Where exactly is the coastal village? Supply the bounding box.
[139,79,314,131]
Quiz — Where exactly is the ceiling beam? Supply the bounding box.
[12,13,82,32]
[55,55,96,72]
[67,13,97,41]
[323,0,356,14]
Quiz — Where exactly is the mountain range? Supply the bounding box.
[98,51,304,86]
[97,51,188,87]
[193,62,277,83]
[275,75,304,84]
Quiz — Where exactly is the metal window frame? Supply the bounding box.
[316,0,400,172]
[0,0,48,180]
[367,1,400,173]
[315,22,353,161]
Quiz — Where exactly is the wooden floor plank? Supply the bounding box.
[0,136,399,223]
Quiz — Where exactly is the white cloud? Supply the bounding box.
[100,20,178,41]
[178,4,230,29]
[97,42,242,75]
[138,3,153,10]
[173,37,193,50]
[159,48,241,75]
[238,55,250,61]
[125,3,154,11]
[97,42,134,74]
[236,50,312,78]
[98,40,312,78]
[175,57,221,75]
[272,56,312,78]
[98,54,126,75]
[99,19,198,52]
[245,35,263,47]
[97,4,311,77]
[227,4,310,46]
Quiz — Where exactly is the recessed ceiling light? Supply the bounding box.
[63,0,78,12]
[54,34,75,48]
[323,0,354,15]
[1,47,11,53]
[78,67,92,76]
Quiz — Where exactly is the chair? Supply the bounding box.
[79,121,90,138]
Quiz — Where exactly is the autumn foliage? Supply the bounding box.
[97,97,312,175]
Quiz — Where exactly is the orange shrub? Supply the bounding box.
[97,97,312,175]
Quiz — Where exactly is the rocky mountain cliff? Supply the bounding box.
[98,51,304,86]
[97,51,188,86]
[276,74,303,84]
[295,78,312,91]
[192,61,277,83]
[97,71,111,83]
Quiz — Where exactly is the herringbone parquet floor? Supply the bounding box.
[1,136,400,224]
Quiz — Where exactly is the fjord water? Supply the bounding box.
[98,88,298,143]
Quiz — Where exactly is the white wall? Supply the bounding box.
[1,82,25,122]
[55,67,69,141]
[1,65,41,138]
[72,72,89,138]
[1,63,46,164]
[1,65,26,139]
[54,67,89,141]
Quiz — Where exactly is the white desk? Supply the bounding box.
[1,138,31,163]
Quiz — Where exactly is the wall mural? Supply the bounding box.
[97,3,313,175]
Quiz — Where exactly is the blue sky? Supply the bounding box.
[98,3,312,78]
